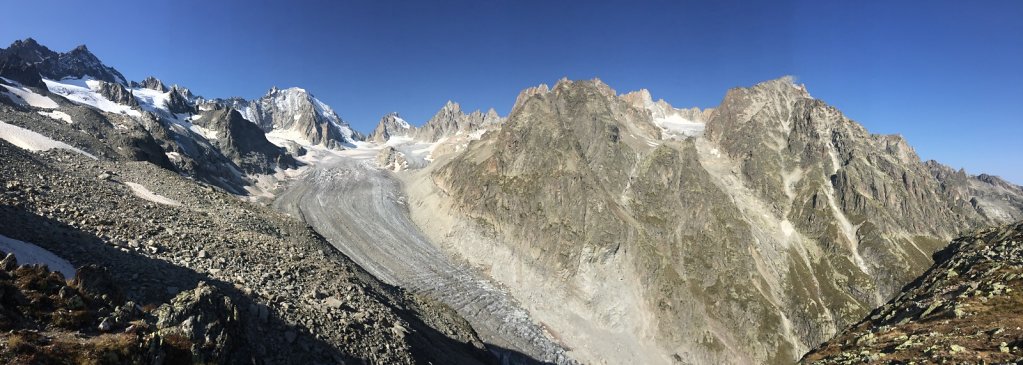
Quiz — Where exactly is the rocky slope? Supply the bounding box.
[802,222,1023,364]
[413,77,1023,364]
[0,140,495,364]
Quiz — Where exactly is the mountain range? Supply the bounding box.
[0,38,1021,364]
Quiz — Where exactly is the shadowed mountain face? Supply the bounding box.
[428,77,1023,364]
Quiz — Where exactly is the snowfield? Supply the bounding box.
[42,78,141,116]
[0,234,77,280]
[0,79,59,109]
[37,110,74,124]
[0,120,98,159]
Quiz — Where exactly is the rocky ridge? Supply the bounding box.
[802,222,1023,364]
[0,38,126,84]
[368,100,503,143]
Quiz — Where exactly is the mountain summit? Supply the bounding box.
[0,38,127,84]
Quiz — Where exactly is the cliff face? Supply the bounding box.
[428,77,1023,364]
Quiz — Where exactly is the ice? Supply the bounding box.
[0,234,76,280]
[0,120,98,159]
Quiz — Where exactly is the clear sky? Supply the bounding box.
[3,1,1021,182]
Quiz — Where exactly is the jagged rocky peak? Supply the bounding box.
[192,107,297,174]
[511,82,550,111]
[414,100,505,142]
[166,86,196,115]
[93,80,138,107]
[132,76,168,92]
[1,38,57,63]
[368,112,412,143]
[0,39,128,84]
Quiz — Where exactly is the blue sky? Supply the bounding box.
[3,1,1021,182]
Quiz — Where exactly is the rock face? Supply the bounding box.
[226,87,360,149]
[802,222,1023,364]
[94,80,139,107]
[131,76,168,92]
[0,38,127,84]
[427,77,1023,364]
[0,54,46,89]
[192,108,298,174]
[368,112,413,143]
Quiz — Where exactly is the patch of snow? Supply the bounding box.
[37,110,74,124]
[654,114,705,139]
[0,80,58,109]
[393,115,411,129]
[266,128,314,147]
[189,124,218,140]
[0,120,97,159]
[165,151,183,162]
[0,234,76,279]
[130,86,171,113]
[42,78,140,116]
[123,182,181,206]
[467,128,487,141]
[780,220,795,237]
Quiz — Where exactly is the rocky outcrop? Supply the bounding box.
[94,80,139,107]
[429,77,1023,364]
[376,146,410,171]
[131,76,168,92]
[368,112,413,143]
[166,86,196,115]
[192,108,298,174]
[802,222,1023,364]
[0,54,46,89]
